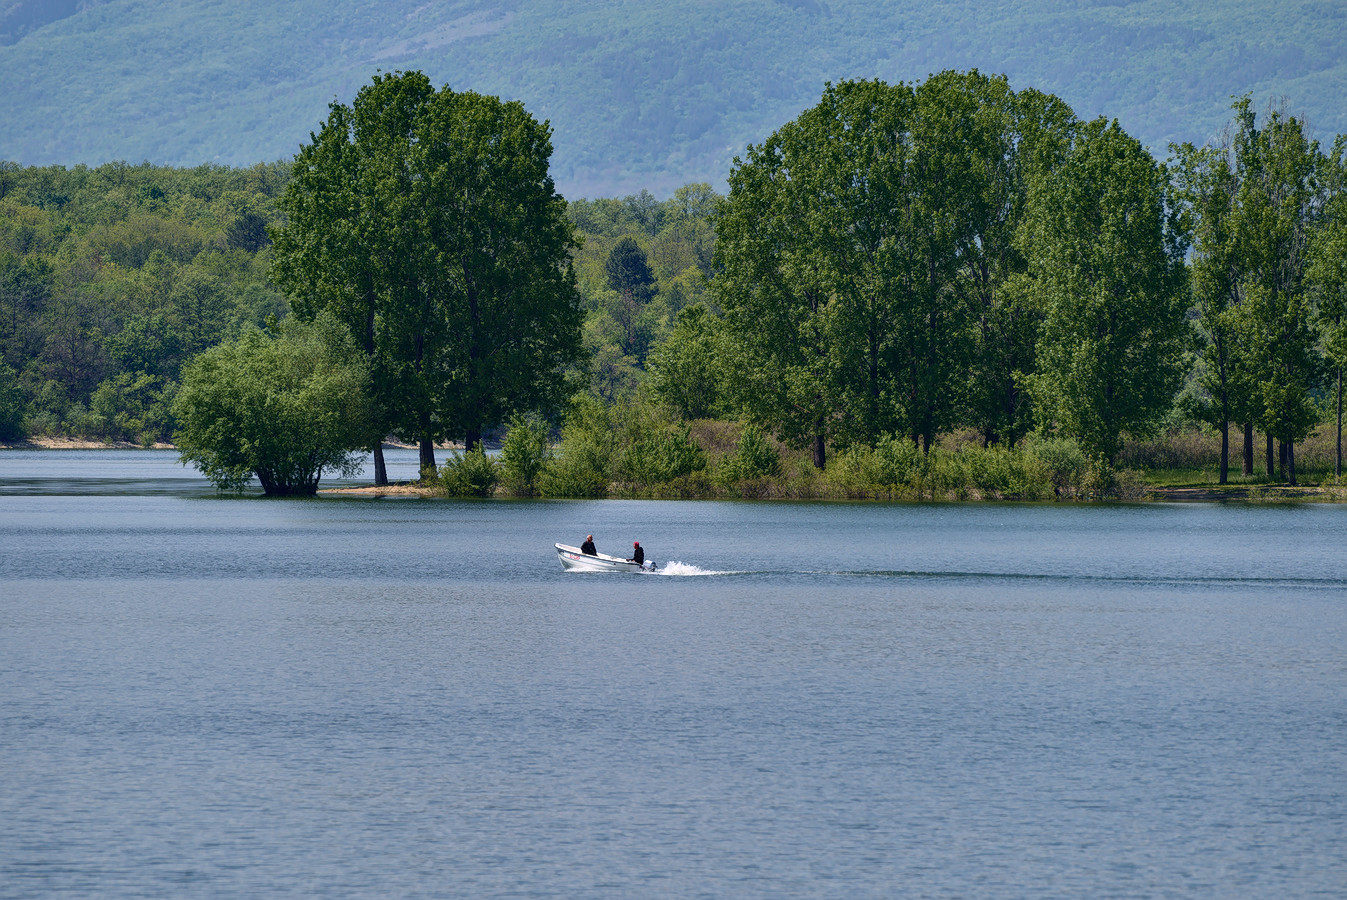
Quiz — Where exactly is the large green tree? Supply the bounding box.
[272,71,584,475]
[1025,118,1189,464]
[272,82,397,481]
[1172,135,1255,482]
[713,82,854,468]
[955,78,1078,447]
[714,72,1079,465]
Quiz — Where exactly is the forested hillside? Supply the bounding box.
[0,161,289,442]
[0,155,717,447]
[1,0,1344,198]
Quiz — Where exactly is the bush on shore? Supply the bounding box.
[435,444,501,498]
[524,400,1143,501]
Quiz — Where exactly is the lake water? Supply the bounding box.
[2,450,1345,898]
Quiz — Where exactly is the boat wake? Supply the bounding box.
[657,560,736,577]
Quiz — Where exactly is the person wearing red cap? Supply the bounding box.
[629,541,644,566]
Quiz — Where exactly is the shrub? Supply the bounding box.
[437,444,501,497]
[614,424,706,488]
[716,423,780,488]
[957,444,1052,501]
[1025,435,1089,498]
[824,444,884,499]
[826,435,925,499]
[871,434,925,488]
[538,396,614,498]
[172,313,374,495]
[64,402,104,441]
[499,414,552,497]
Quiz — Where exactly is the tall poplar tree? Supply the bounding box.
[1172,137,1256,483]
[1173,99,1327,484]
[1309,137,1347,477]
[1025,119,1189,464]
[933,75,1077,447]
[1232,102,1322,485]
[272,73,428,483]
[713,92,843,468]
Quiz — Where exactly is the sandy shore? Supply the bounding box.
[0,437,177,450]
[320,482,436,497]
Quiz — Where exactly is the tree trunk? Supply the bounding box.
[373,444,388,487]
[1337,367,1342,480]
[465,429,482,453]
[365,300,388,487]
[1243,422,1254,477]
[1288,439,1297,487]
[812,432,826,470]
[419,419,436,474]
[1266,433,1274,481]
[1218,420,1229,485]
[1279,439,1288,478]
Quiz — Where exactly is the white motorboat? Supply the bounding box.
[556,543,656,573]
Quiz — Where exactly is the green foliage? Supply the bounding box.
[436,445,501,498]
[0,359,25,439]
[714,73,1079,466]
[605,236,656,302]
[645,304,728,420]
[1023,435,1090,497]
[867,435,926,488]
[569,185,720,398]
[1171,97,1330,483]
[499,414,553,497]
[824,437,1073,501]
[172,314,373,495]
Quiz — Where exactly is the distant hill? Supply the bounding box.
[2,0,1343,198]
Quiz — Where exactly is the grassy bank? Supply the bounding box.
[420,418,1347,503]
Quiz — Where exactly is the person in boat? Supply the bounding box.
[580,534,597,555]
[629,541,644,566]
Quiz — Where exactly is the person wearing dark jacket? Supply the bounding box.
[630,541,644,566]
[580,535,597,555]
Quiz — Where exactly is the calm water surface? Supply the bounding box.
[2,450,1345,897]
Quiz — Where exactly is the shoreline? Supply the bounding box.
[6,439,1343,503]
[317,482,1347,503]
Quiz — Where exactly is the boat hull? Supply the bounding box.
[556,543,653,573]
